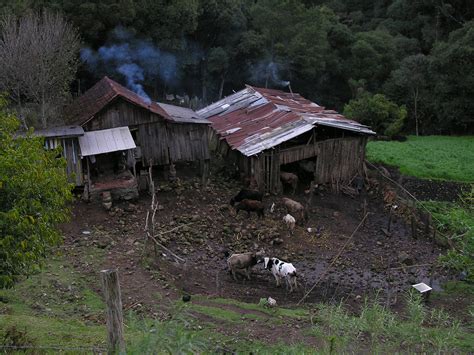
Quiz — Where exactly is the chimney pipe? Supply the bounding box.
[288,82,294,98]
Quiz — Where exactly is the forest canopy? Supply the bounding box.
[0,0,472,134]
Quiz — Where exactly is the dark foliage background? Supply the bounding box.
[1,0,472,134]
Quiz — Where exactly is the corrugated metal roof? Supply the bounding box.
[197,86,375,156]
[78,127,136,157]
[156,102,209,124]
[31,125,84,138]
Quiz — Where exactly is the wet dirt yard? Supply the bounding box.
[61,175,454,312]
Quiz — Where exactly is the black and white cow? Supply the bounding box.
[262,257,298,292]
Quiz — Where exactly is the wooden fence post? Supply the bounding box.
[100,269,125,354]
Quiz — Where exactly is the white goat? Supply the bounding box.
[283,214,296,236]
[262,257,298,292]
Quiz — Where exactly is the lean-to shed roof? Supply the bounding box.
[20,125,85,138]
[78,126,136,157]
[198,86,375,156]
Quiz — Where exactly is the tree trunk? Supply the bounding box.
[414,88,419,136]
[218,75,225,100]
[17,86,28,130]
[201,59,207,104]
[41,89,47,128]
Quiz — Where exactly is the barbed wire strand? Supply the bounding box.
[0,345,106,351]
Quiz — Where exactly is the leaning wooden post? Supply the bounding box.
[101,269,125,354]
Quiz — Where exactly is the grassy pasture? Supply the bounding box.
[1,254,472,354]
[366,136,474,182]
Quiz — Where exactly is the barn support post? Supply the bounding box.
[201,159,210,187]
[306,180,317,208]
[83,157,91,201]
[272,150,281,194]
[100,269,125,354]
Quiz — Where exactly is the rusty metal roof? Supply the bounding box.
[68,77,208,125]
[197,86,375,156]
[78,126,136,157]
[68,77,171,126]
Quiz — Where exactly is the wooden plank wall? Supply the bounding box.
[49,137,83,186]
[279,144,318,165]
[246,137,366,193]
[314,137,367,185]
[84,99,210,166]
[138,121,169,165]
[167,123,210,162]
[85,99,158,130]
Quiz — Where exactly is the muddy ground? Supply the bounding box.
[61,170,458,317]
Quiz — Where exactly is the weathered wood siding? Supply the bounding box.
[167,123,210,162]
[239,136,367,193]
[314,137,367,185]
[138,121,169,165]
[84,99,157,130]
[46,137,83,186]
[279,144,319,165]
[83,98,210,166]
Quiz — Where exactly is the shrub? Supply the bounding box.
[0,99,73,287]
[344,92,407,137]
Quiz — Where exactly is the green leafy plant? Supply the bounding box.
[344,92,407,137]
[0,99,73,288]
[420,189,474,282]
[2,325,36,350]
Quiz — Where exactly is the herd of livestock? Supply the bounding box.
[225,175,306,293]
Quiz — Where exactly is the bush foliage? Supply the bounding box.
[421,188,474,282]
[344,93,406,137]
[0,100,73,287]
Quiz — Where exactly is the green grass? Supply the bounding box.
[128,294,473,354]
[420,191,474,281]
[185,303,264,322]
[366,136,474,182]
[310,293,473,353]
[199,296,309,319]
[1,246,472,353]
[0,250,107,351]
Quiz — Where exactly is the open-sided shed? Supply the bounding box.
[198,85,375,192]
[67,77,210,170]
[29,125,85,186]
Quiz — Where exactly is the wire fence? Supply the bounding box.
[0,344,107,353]
[364,160,454,247]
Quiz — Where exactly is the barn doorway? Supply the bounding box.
[280,157,316,193]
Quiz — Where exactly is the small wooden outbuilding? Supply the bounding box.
[198,86,375,193]
[67,77,210,173]
[30,125,85,186]
[30,125,140,200]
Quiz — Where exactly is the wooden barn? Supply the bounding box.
[198,86,375,193]
[67,77,211,176]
